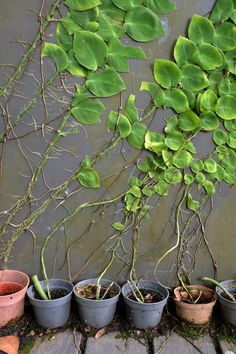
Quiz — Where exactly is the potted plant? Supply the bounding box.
[73,277,121,328]
[202,277,236,327]
[0,269,29,328]
[27,275,73,328]
[173,283,217,325]
[121,279,169,329]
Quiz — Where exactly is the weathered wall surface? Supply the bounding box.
[0,0,235,286]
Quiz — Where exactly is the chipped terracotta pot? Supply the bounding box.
[173,284,216,325]
[0,269,29,328]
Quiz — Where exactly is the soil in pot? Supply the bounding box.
[180,289,215,304]
[74,284,118,300]
[127,289,164,303]
[34,289,68,300]
[0,282,24,296]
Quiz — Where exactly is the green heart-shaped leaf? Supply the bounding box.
[77,167,100,188]
[191,160,204,173]
[203,158,217,173]
[218,78,236,96]
[209,71,224,91]
[97,14,125,42]
[71,98,105,124]
[178,110,200,131]
[108,38,146,72]
[197,44,224,71]
[112,222,124,231]
[195,172,206,185]
[145,0,176,14]
[140,82,165,107]
[184,174,194,185]
[215,22,236,51]
[199,89,218,112]
[187,194,200,211]
[112,0,143,11]
[200,112,219,130]
[86,67,126,97]
[203,180,216,195]
[154,59,181,89]
[164,88,189,113]
[70,7,99,25]
[213,129,228,145]
[124,6,165,42]
[209,0,233,23]
[181,64,209,92]
[155,180,169,196]
[228,131,236,148]
[188,15,215,44]
[216,95,236,120]
[67,50,87,77]
[117,114,132,138]
[100,0,125,21]
[61,14,82,34]
[174,36,199,66]
[65,0,101,11]
[73,31,108,71]
[173,150,193,168]
[125,95,139,123]
[165,131,185,151]
[127,123,147,149]
[42,42,68,72]
[224,119,236,131]
[56,23,72,51]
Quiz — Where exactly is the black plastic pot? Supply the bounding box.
[73,278,120,328]
[27,279,73,328]
[122,280,169,329]
[216,279,236,326]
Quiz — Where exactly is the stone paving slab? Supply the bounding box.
[28,329,82,354]
[85,331,147,354]
[218,337,236,354]
[154,333,216,354]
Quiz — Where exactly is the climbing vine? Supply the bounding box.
[0,0,235,286]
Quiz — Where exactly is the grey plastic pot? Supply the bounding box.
[73,278,121,328]
[216,279,236,327]
[122,280,169,329]
[27,279,73,328]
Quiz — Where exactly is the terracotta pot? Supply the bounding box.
[173,285,216,325]
[0,269,29,328]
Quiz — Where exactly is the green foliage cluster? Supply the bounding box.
[43,0,236,227]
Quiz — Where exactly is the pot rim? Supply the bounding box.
[73,278,121,302]
[0,269,29,299]
[174,284,217,306]
[27,278,73,303]
[216,279,236,304]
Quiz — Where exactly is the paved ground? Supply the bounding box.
[25,329,236,354]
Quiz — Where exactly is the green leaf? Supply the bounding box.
[72,85,91,106]
[218,78,236,96]
[164,88,189,113]
[124,6,165,42]
[140,82,165,107]
[195,172,206,185]
[125,95,139,123]
[117,114,132,138]
[174,36,199,66]
[209,71,224,91]
[216,95,236,120]
[142,186,154,197]
[65,0,101,11]
[86,67,126,97]
[129,176,140,187]
[209,0,233,23]
[138,155,156,172]
[129,186,142,198]
[145,131,166,153]
[184,174,194,185]
[173,150,193,168]
[108,38,146,72]
[127,123,147,149]
[164,168,182,184]
[203,180,216,195]
[77,167,100,188]
[215,22,236,51]
[73,31,108,71]
[70,7,99,25]
[42,42,68,72]
[67,50,87,77]
[83,21,99,32]
[178,110,200,131]
[112,222,124,231]
[71,98,105,124]
[224,166,236,184]
[181,64,209,92]
[162,150,173,166]
[164,115,178,133]
[145,0,176,14]
[182,90,196,109]
[187,194,200,211]
[188,15,215,45]
[200,111,219,131]
[61,14,82,34]
[165,131,185,151]
[100,0,125,21]
[154,59,181,89]
[210,165,225,181]
[56,23,72,51]
[224,119,236,131]
[191,160,204,173]
[112,0,143,11]
[228,131,236,148]
[197,44,224,71]
[213,129,228,145]
[140,205,151,219]
[155,180,169,196]
[125,193,140,212]
[97,14,125,42]
[199,89,218,112]
[203,158,217,173]
[185,141,197,154]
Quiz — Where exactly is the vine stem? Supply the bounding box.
[0,0,62,97]
[40,193,125,294]
[154,185,189,276]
